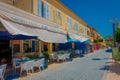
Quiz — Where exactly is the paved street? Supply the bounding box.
[16,49,111,80]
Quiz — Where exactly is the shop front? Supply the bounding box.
[0,2,67,63]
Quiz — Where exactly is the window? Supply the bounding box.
[23,40,31,53]
[41,1,50,19]
[56,10,62,24]
[87,30,90,36]
[66,17,72,29]
[13,44,20,53]
[79,25,82,33]
[74,22,78,31]
[84,28,87,36]
[37,0,42,16]
[35,40,39,52]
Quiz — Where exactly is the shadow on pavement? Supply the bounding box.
[106,48,112,53]
[99,65,109,71]
[92,58,112,61]
[92,58,101,60]
[106,61,114,64]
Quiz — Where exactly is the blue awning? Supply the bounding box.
[0,31,37,40]
[81,39,91,44]
[67,37,80,42]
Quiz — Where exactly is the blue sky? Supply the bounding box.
[60,0,120,38]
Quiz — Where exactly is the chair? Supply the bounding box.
[57,55,66,62]
[20,60,34,76]
[0,64,7,80]
[50,54,58,62]
[34,58,45,71]
[75,50,80,55]
[12,58,21,73]
[65,53,70,60]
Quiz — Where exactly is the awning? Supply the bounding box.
[68,32,82,41]
[81,39,91,43]
[68,32,89,42]
[81,37,89,42]
[0,31,37,40]
[0,17,67,43]
[67,37,80,42]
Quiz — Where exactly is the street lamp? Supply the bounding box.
[109,18,118,47]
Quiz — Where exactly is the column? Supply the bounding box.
[72,42,74,49]
[39,40,42,56]
[20,40,24,53]
[48,43,53,53]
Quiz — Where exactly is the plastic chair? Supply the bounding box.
[65,53,70,60]
[0,64,7,80]
[12,58,21,73]
[50,54,58,62]
[20,60,34,76]
[34,58,45,71]
[57,55,66,62]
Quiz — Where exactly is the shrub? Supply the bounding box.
[98,38,103,42]
[43,51,50,60]
[25,54,34,59]
[112,47,120,61]
[94,39,98,43]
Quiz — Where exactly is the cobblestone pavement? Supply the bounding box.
[15,49,111,80]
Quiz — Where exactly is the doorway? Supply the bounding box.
[0,40,11,64]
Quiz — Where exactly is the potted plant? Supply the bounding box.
[43,51,50,60]
[25,54,34,60]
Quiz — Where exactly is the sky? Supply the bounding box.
[60,0,120,38]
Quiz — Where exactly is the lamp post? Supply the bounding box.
[109,19,118,47]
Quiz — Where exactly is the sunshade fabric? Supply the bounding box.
[0,31,37,40]
[68,32,88,42]
[0,18,67,43]
[67,37,80,42]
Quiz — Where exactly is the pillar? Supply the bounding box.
[39,40,42,56]
[48,43,53,53]
[72,42,74,49]
[20,40,24,53]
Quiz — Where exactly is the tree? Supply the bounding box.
[98,38,103,42]
[116,28,120,43]
[94,39,98,43]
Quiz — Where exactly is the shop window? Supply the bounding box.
[13,44,20,53]
[23,40,31,53]
[44,45,48,51]
[35,40,39,52]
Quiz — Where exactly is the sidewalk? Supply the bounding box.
[13,49,110,80]
[105,58,120,80]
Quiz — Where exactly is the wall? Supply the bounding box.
[13,0,33,13]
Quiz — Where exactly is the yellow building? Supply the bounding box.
[0,0,90,60]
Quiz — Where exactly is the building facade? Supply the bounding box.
[0,0,94,62]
